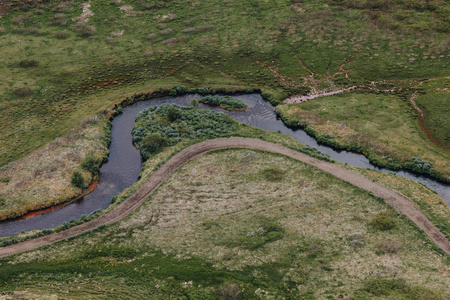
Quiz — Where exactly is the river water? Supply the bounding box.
[1,94,448,237]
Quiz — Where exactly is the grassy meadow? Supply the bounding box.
[276,92,450,181]
[1,149,449,299]
[415,78,450,148]
[0,0,449,167]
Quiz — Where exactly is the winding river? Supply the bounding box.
[0,93,449,237]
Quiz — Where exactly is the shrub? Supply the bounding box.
[262,167,285,181]
[13,87,33,97]
[222,114,234,124]
[12,27,45,36]
[133,105,238,159]
[166,106,181,122]
[216,283,242,300]
[190,99,199,108]
[55,31,70,39]
[75,24,96,37]
[348,232,365,249]
[145,33,157,40]
[378,239,402,254]
[141,134,168,156]
[105,37,117,44]
[11,15,31,25]
[71,170,84,188]
[364,278,408,296]
[240,219,284,250]
[18,59,39,68]
[369,213,395,231]
[199,95,247,111]
[0,176,10,183]
[81,154,102,175]
[160,28,173,35]
[49,13,68,26]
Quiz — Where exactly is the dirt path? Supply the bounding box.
[1,137,449,257]
[284,86,358,104]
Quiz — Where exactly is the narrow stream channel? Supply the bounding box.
[1,94,448,237]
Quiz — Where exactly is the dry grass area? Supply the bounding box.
[2,149,449,298]
[116,150,450,295]
[0,116,109,221]
[347,165,450,239]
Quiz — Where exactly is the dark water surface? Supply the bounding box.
[1,94,448,237]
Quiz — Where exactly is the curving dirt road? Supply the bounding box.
[1,137,449,258]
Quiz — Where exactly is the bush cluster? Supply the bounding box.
[261,167,285,181]
[141,133,168,154]
[378,238,402,254]
[364,278,408,296]
[74,24,96,37]
[13,87,33,97]
[242,219,285,250]
[198,95,247,111]
[132,104,238,159]
[18,59,39,68]
[71,170,84,188]
[0,176,10,183]
[55,31,70,39]
[12,27,45,36]
[81,154,102,176]
[369,213,395,231]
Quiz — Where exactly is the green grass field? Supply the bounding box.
[1,0,449,166]
[415,78,450,148]
[276,93,450,181]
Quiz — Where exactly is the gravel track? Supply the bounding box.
[1,137,449,258]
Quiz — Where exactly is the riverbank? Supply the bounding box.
[276,92,450,183]
[0,116,111,222]
[2,137,450,255]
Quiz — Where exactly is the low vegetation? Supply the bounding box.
[133,104,239,159]
[276,93,450,181]
[0,115,111,221]
[415,78,450,148]
[0,150,448,298]
[198,95,247,111]
[369,213,396,231]
[345,165,450,240]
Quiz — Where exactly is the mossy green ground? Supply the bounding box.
[1,0,449,166]
[1,150,448,299]
[276,93,450,181]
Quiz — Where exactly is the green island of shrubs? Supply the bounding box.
[198,95,247,111]
[132,104,237,159]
